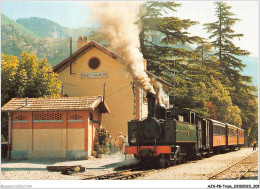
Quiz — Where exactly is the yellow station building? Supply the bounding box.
[53,36,172,136]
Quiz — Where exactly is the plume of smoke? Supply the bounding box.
[89,2,154,93]
[156,82,169,107]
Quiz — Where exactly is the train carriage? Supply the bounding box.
[237,127,245,147]
[208,119,227,152]
[227,123,238,150]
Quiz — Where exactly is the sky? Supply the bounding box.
[1,0,259,56]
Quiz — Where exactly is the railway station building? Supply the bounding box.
[53,36,172,137]
[1,96,110,159]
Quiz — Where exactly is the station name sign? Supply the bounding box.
[81,72,108,79]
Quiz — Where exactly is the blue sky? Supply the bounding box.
[1,1,96,28]
[1,1,259,56]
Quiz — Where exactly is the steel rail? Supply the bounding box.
[207,151,258,180]
[238,159,258,180]
[80,167,153,180]
[81,169,133,180]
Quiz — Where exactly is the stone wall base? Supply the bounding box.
[66,151,88,160]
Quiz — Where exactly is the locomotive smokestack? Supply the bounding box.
[146,92,156,118]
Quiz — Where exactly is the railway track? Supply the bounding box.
[208,151,258,180]
[80,168,154,180]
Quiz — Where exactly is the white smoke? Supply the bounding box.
[156,82,169,107]
[89,1,154,93]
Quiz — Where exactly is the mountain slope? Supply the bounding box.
[16,17,67,38]
[16,17,97,39]
[1,15,72,66]
[1,14,38,38]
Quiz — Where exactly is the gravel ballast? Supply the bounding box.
[136,147,258,180]
[1,148,258,180]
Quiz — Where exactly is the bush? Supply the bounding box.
[94,127,109,154]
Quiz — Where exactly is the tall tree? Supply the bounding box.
[206,76,242,127]
[203,1,250,87]
[204,1,257,144]
[138,2,209,112]
[139,2,202,80]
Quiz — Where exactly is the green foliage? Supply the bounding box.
[139,2,212,117]
[1,14,39,38]
[16,17,67,38]
[206,76,242,127]
[204,1,257,144]
[1,52,62,104]
[139,2,202,79]
[1,22,72,67]
[203,1,250,86]
[1,52,62,140]
[94,127,110,154]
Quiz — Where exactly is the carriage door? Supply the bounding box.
[202,119,206,148]
[237,129,239,146]
[198,119,202,149]
[206,121,210,148]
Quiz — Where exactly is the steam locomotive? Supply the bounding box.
[125,92,244,167]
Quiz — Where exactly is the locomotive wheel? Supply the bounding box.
[158,154,166,168]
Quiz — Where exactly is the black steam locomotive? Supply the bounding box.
[125,93,244,167]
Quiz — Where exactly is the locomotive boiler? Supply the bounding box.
[125,92,244,168]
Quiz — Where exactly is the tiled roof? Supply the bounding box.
[1,96,110,113]
[52,40,173,87]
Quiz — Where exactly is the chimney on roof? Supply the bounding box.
[77,36,89,50]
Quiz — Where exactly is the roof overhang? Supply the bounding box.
[1,96,110,114]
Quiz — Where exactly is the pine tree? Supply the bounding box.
[204,1,257,144]
[139,2,202,79]
[139,2,208,112]
[203,1,250,87]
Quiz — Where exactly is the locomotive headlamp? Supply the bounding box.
[131,137,136,144]
[131,134,137,144]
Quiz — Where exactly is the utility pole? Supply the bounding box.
[131,81,136,116]
[131,81,135,94]
[174,60,176,101]
[69,37,75,75]
[103,81,106,102]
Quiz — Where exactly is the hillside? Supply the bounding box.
[1,15,258,87]
[16,17,67,38]
[16,17,97,39]
[1,15,83,66]
[1,14,39,38]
